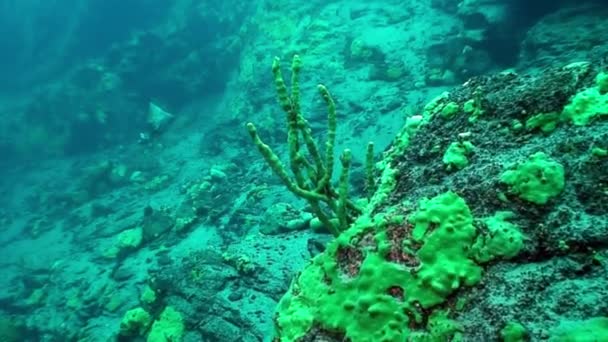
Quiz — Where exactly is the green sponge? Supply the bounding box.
[561,72,608,125]
[147,306,185,342]
[410,191,482,306]
[500,152,565,205]
[472,211,524,263]
[443,141,475,170]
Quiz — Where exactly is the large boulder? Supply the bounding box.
[272,61,608,341]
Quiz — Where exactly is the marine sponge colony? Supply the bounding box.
[266,60,608,341]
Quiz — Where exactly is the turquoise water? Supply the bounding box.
[0,1,607,341]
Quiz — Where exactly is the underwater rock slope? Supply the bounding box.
[272,61,608,341]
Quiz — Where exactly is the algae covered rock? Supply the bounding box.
[272,62,608,341]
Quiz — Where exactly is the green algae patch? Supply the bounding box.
[500,152,565,205]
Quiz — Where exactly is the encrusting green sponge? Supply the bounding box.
[500,152,565,205]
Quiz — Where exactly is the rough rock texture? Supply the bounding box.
[520,4,608,69]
